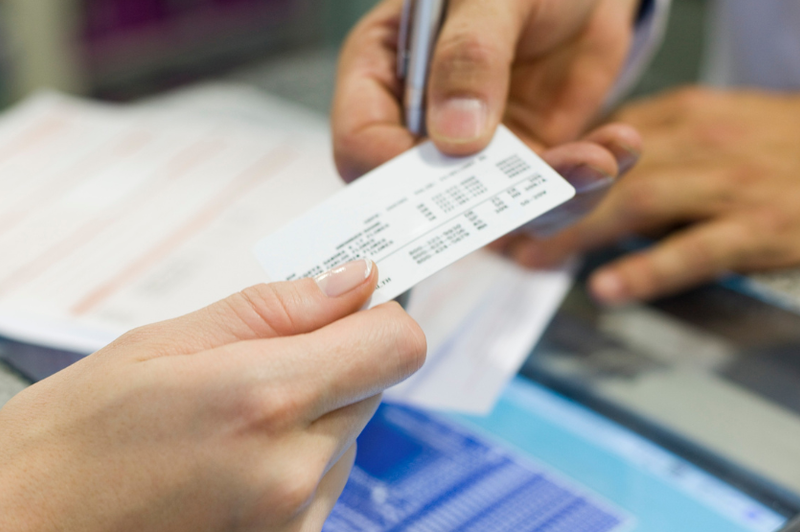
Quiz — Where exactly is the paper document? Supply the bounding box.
[391,250,575,414]
[254,126,575,307]
[0,89,342,353]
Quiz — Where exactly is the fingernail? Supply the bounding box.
[564,165,614,194]
[315,259,373,298]
[430,97,488,143]
[616,145,641,175]
[591,271,629,305]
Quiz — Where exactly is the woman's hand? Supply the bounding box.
[332,0,640,181]
[0,260,426,532]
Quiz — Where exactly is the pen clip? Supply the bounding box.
[397,0,415,80]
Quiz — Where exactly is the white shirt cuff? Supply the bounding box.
[604,0,672,111]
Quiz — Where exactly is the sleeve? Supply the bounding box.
[603,0,673,111]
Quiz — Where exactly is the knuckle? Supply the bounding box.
[671,86,712,112]
[692,123,734,150]
[433,32,503,81]
[272,465,322,518]
[724,221,760,265]
[683,236,720,274]
[381,303,428,373]
[720,169,745,192]
[333,140,361,182]
[725,162,769,189]
[618,180,658,220]
[333,128,371,182]
[623,258,660,296]
[785,237,800,265]
[115,325,153,347]
[750,207,792,235]
[238,386,310,433]
[705,172,744,208]
[108,325,169,359]
[238,283,302,337]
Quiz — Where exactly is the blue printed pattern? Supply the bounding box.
[324,405,629,532]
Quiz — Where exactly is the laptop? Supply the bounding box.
[323,254,800,532]
[326,375,799,532]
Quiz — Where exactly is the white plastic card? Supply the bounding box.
[254,126,575,305]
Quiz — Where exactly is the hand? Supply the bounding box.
[498,88,800,304]
[333,0,640,181]
[504,123,642,239]
[0,260,426,532]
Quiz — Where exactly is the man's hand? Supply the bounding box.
[509,122,642,238]
[498,88,800,304]
[0,260,426,532]
[333,0,640,181]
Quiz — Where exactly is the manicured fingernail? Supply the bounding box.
[616,145,641,175]
[430,97,488,143]
[564,165,614,194]
[592,271,629,305]
[315,259,373,298]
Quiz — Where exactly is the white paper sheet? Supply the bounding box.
[387,251,574,414]
[0,89,342,351]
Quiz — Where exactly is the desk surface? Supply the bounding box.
[523,254,800,498]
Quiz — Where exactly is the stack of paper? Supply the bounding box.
[0,84,572,414]
[0,87,340,352]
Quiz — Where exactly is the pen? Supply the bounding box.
[398,0,448,136]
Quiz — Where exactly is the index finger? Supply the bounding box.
[332,0,416,181]
[305,302,427,418]
[222,302,427,421]
[111,262,379,361]
[589,217,758,304]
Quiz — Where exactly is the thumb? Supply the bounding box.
[113,260,378,359]
[426,0,524,155]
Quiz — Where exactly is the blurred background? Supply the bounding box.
[0,0,706,111]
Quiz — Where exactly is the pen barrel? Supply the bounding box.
[404,87,426,135]
[404,0,447,136]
